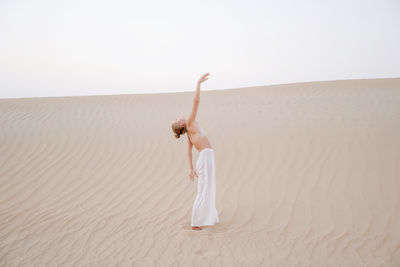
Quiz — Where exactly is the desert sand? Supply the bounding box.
[1,78,399,266]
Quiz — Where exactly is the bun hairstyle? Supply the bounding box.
[171,122,186,139]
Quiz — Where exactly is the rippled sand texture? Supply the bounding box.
[1,78,400,266]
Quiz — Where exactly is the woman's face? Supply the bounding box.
[178,117,186,126]
[174,116,186,127]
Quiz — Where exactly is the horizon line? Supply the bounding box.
[1,76,399,101]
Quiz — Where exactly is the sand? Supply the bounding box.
[1,78,399,266]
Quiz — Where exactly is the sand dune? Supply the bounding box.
[1,78,399,266]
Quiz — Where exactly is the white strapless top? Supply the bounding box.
[198,126,207,136]
[189,125,207,141]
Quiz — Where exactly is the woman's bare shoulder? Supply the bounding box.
[187,120,198,129]
[187,121,199,135]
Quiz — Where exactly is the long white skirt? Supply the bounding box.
[191,148,220,226]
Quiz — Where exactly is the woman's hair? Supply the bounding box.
[171,122,186,139]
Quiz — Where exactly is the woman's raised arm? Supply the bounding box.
[187,73,210,127]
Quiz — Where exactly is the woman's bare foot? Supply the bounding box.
[191,226,202,230]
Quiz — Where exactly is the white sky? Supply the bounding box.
[1,0,399,99]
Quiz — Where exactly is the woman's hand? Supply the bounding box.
[189,169,198,182]
[197,73,210,84]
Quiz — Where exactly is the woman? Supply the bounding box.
[171,73,220,230]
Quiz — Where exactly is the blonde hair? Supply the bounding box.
[171,122,186,139]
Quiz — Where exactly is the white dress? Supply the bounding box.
[190,126,220,226]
